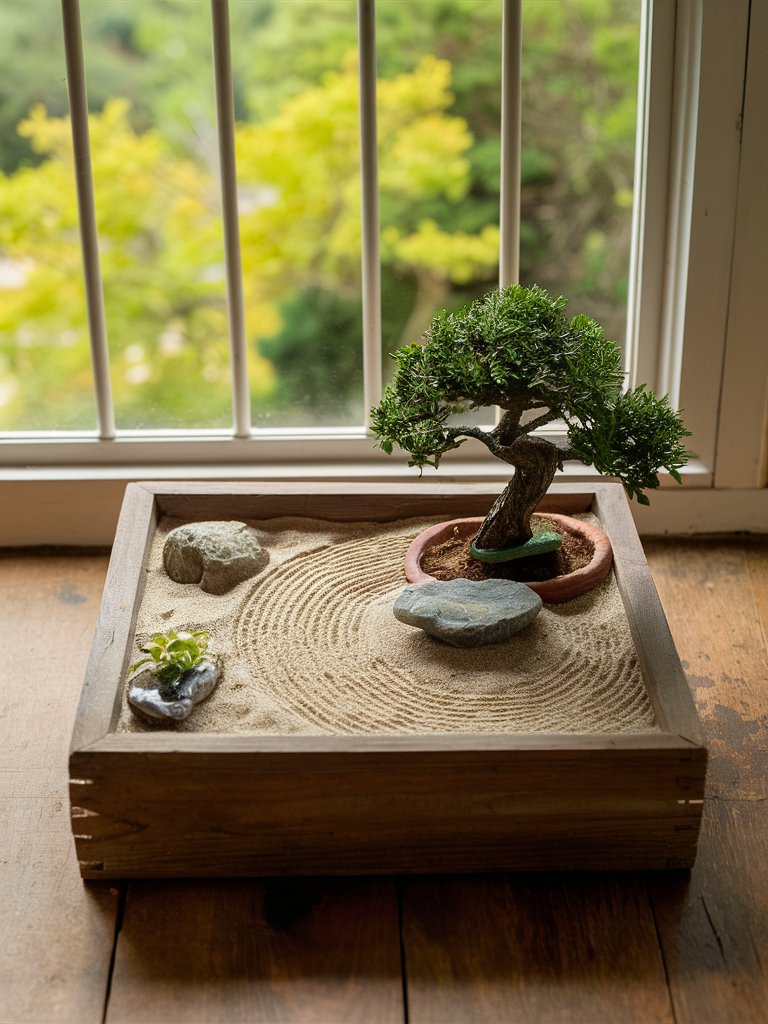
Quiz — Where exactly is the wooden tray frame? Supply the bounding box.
[69,481,706,878]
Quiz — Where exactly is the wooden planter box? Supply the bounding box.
[70,482,706,878]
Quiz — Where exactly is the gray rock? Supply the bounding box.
[128,658,221,721]
[128,685,193,721]
[174,659,220,703]
[163,521,268,594]
[393,578,542,648]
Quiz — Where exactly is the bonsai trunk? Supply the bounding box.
[473,437,560,550]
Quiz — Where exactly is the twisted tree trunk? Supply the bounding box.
[473,436,560,550]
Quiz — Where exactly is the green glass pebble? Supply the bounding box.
[470,530,562,564]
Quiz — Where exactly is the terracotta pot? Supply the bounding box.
[404,513,613,604]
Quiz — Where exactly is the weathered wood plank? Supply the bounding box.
[90,729,698,754]
[402,873,674,1024]
[596,485,704,743]
[69,743,705,877]
[70,483,157,751]
[0,552,117,1023]
[745,542,768,674]
[645,539,768,799]
[645,538,768,1021]
[146,480,594,522]
[105,878,403,1024]
[649,799,768,1023]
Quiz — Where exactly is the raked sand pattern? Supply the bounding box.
[117,515,657,736]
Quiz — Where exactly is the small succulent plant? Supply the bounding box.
[129,630,210,687]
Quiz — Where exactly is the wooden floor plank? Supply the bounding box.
[649,798,768,1024]
[644,539,768,1022]
[0,552,118,1024]
[744,544,768,654]
[105,877,404,1024]
[402,874,673,1024]
[644,539,768,800]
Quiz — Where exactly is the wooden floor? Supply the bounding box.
[1,539,766,1024]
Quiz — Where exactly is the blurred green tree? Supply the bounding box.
[0,57,497,428]
[0,0,641,429]
[0,99,274,429]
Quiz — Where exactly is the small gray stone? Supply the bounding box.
[174,659,220,703]
[128,658,221,722]
[163,521,268,594]
[393,578,542,648]
[127,685,193,721]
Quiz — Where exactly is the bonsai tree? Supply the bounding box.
[371,285,691,551]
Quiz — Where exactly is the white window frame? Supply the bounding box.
[1,0,767,544]
[628,0,768,534]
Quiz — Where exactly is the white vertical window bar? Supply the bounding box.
[496,0,523,427]
[624,0,653,386]
[624,0,676,393]
[211,0,251,438]
[499,0,523,289]
[357,0,383,428]
[657,0,701,406]
[61,0,116,440]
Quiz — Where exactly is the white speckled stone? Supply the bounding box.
[393,578,542,648]
[163,521,268,594]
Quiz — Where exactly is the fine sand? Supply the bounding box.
[116,514,658,736]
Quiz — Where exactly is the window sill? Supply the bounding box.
[2,459,765,547]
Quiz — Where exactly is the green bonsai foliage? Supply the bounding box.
[129,630,210,687]
[371,285,691,550]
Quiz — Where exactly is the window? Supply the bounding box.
[1,0,766,542]
[1,0,641,435]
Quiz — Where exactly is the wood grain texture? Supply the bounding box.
[645,539,768,799]
[645,537,768,1022]
[70,482,157,751]
[402,874,674,1024]
[88,729,698,753]
[594,485,704,744]
[745,544,768,638]
[0,551,117,1024]
[105,878,404,1024]
[148,481,594,523]
[69,742,705,877]
[649,799,768,1023]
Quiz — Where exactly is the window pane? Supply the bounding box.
[81,0,233,429]
[0,1,96,431]
[378,0,641,369]
[520,0,641,348]
[377,0,503,383]
[232,0,364,428]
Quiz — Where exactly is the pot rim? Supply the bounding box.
[404,512,613,604]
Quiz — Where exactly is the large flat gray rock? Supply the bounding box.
[163,521,268,594]
[393,578,542,648]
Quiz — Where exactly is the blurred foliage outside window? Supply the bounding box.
[0,0,640,432]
